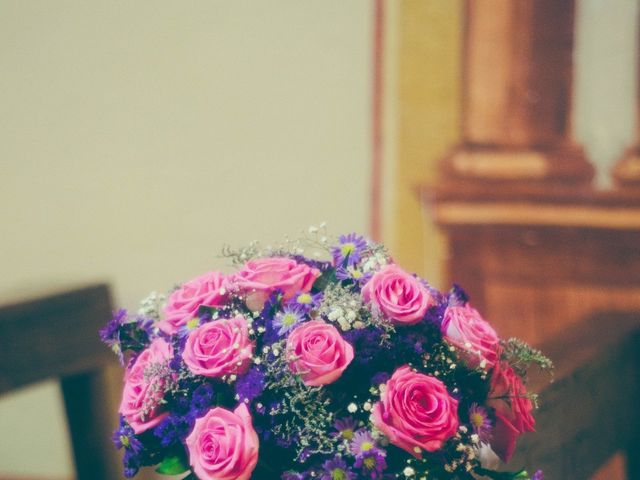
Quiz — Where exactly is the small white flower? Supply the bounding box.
[347,403,358,413]
[403,466,415,476]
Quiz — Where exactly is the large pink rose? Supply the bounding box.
[158,271,228,335]
[371,366,459,457]
[362,264,435,325]
[186,403,259,480]
[232,257,320,311]
[487,362,535,462]
[286,320,354,386]
[119,338,173,434]
[182,316,254,378]
[441,304,500,368]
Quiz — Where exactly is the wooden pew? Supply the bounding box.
[509,311,640,479]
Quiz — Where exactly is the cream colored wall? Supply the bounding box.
[0,1,373,477]
[574,0,639,188]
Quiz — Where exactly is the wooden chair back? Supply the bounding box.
[0,284,118,480]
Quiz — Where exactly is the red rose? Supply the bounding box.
[487,362,535,462]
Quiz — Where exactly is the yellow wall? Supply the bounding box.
[0,1,373,477]
[389,0,462,287]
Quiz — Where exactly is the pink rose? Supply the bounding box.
[232,257,320,311]
[487,362,535,462]
[371,366,459,457]
[362,265,435,325]
[186,403,259,480]
[182,316,254,378]
[118,338,173,434]
[158,271,228,335]
[286,320,354,386]
[441,304,500,368]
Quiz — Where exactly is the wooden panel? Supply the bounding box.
[443,224,640,344]
[0,284,115,393]
[510,312,640,479]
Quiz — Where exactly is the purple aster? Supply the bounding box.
[350,430,377,455]
[234,366,266,403]
[335,265,372,284]
[176,315,202,339]
[320,457,355,480]
[100,309,127,344]
[100,309,128,363]
[354,448,387,479]
[468,403,492,443]
[287,290,323,313]
[331,233,368,267]
[273,304,306,336]
[333,417,359,440]
[112,416,142,454]
[532,470,544,480]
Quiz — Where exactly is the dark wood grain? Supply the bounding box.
[509,311,640,479]
[0,284,119,480]
[0,284,115,393]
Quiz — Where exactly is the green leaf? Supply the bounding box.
[155,455,189,475]
[474,467,530,480]
[312,267,337,292]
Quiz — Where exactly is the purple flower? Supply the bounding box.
[448,283,469,306]
[354,448,387,478]
[113,416,143,478]
[287,291,323,313]
[468,403,492,443]
[333,417,358,440]
[273,304,306,336]
[100,310,156,365]
[100,309,128,363]
[331,233,368,267]
[371,371,390,386]
[153,413,193,447]
[191,383,215,413]
[532,470,544,480]
[122,449,141,478]
[335,265,372,284]
[235,367,266,402]
[350,430,377,455]
[282,472,306,480]
[112,416,142,454]
[320,457,355,480]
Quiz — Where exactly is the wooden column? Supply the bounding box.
[442,0,593,185]
[426,0,640,346]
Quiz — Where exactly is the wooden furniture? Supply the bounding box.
[0,284,118,480]
[511,311,640,478]
[426,186,640,345]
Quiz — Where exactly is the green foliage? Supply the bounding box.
[474,467,532,479]
[501,338,554,379]
[155,455,189,475]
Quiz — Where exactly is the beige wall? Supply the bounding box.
[0,1,373,477]
[574,0,639,188]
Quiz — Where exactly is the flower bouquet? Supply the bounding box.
[101,229,551,480]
